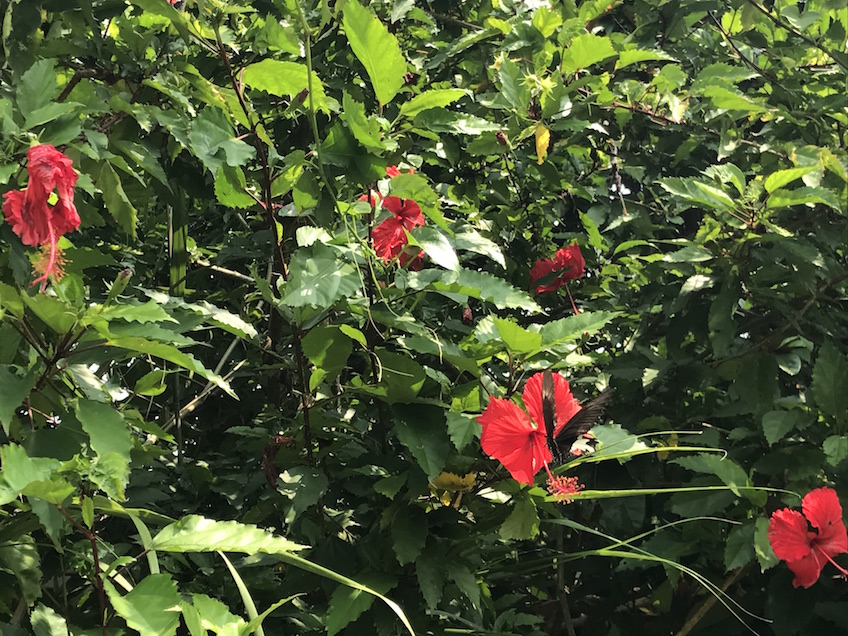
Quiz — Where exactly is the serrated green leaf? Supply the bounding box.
[391,506,427,565]
[30,603,68,636]
[413,109,500,135]
[104,574,181,636]
[540,311,618,346]
[409,226,459,271]
[499,497,539,540]
[326,573,394,636]
[97,161,138,238]
[761,410,808,446]
[343,0,407,105]
[281,244,361,309]
[453,228,505,268]
[302,326,352,386]
[242,59,330,113]
[0,365,37,435]
[767,186,844,212]
[812,342,848,418]
[446,412,479,451]
[415,550,443,609]
[276,467,328,523]
[399,89,468,118]
[823,435,848,466]
[21,293,78,334]
[615,48,676,69]
[431,269,542,313]
[389,173,447,230]
[75,399,133,458]
[393,405,451,480]
[187,594,246,634]
[0,534,41,606]
[17,59,59,115]
[215,166,256,209]
[341,91,385,151]
[764,166,818,193]
[493,318,542,354]
[562,33,617,74]
[724,522,755,571]
[150,515,306,553]
[0,444,59,506]
[754,516,779,571]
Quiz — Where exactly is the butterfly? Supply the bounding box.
[541,369,614,462]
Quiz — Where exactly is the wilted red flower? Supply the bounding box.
[478,371,582,496]
[529,241,585,294]
[2,144,80,291]
[768,487,848,588]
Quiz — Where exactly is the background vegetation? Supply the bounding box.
[1,0,847,634]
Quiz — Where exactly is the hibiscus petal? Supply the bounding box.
[802,487,848,556]
[768,508,812,562]
[786,552,827,589]
[478,397,551,485]
[372,216,408,262]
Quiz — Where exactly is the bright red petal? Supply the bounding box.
[372,216,408,262]
[478,397,550,485]
[803,487,848,557]
[529,257,561,293]
[554,241,585,281]
[786,552,827,589]
[769,508,812,562]
[381,196,423,229]
[522,372,582,438]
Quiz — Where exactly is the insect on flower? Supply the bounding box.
[768,487,848,588]
[2,144,80,292]
[478,370,612,501]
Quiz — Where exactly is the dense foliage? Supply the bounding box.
[1,0,847,634]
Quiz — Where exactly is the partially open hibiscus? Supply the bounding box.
[2,144,80,291]
[361,165,424,268]
[529,241,585,294]
[768,487,848,588]
[477,371,584,502]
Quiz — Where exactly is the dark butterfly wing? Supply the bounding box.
[542,370,558,455]
[555,387,615,450]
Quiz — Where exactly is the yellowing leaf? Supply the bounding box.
[535,123,550,164]
[431,472,475,492]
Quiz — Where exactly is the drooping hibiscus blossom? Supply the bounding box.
[2,144,80,291]
[478,371,584,501]
[768,487,848,588]
[529,241,585,294]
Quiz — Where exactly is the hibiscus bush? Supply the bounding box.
[1,0,847,635]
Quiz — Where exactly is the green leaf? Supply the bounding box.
[724,522,755,571]
[75,399,133,458]
[540,311,618,346]
[302,326,352,388]
[391,505,427,565]
[702,86,766,113]
[87,300,178,327]
[415,550,444,609]
[81,496,94,528]
[88,452,131,501]
[615,48,676,69]
[764,166,818,193]
[104,574,181,636]
[97,161,138,238]
[17,59,59,115]
[446,412,479,451]
[21,293,78,334]
[0,366,37,435]
[150,515,306,553]
[413,109,500,135]
[393,404,451,480]
[431,269,542,313]
[498,57,528,109]
[493,318,542,354]
[453,228,506,268]
[761,410,808,446]
[0,444,59,506]
[374,350,427,403]
[562,34,617,74]
[812,341,848,418]
[215,166,256,209]
[531,6,562,37]
[21,479,74,505]
[188,108,256,174]
[672,454,762,503]
[409,227,459,271]
[281,243,361,309]
[30,603,68,636]
[754,517,779,571]
[499,496,540,540]
[105,335,235,397]
[0,534,41,605]
[399,89,468,118]
[343,0,407,105]
[823,435,848,466]
[326,573,395,636]
[242,59,329,113]
[590,424,648,463]
[276,467,328,523]
[341,91,385,151]
[767,186,844,212]
[186,594,246,634]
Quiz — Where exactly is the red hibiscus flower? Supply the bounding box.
[478,371,584,500]
[386,165,414,178]
[529,241,585,294]
[372,196,424,263]
[768,487,848,588]
[2,144,80,291]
